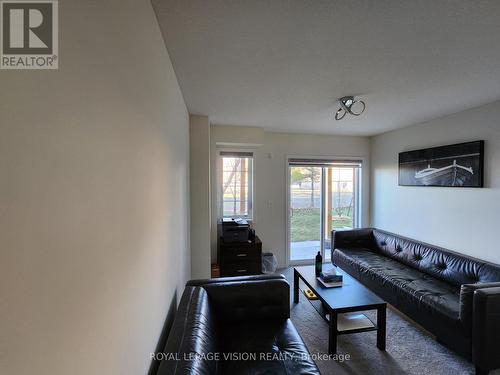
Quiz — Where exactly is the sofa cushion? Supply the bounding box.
[219,319,319,375]
[204,279,290,322]
[371,229,500,287]
[334,247,461,320]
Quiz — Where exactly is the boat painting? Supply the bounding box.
[414,160,473,186]
[399,141,484,187]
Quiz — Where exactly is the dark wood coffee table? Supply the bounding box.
[294,265,386,354]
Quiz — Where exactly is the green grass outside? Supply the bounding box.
[290,208,353,242]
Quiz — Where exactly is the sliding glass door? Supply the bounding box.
[289,166,322,262]
[288,160,361,264]
[323,166,358,261]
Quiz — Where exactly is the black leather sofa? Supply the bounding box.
[157,274,320,375]
[331,228,500,375]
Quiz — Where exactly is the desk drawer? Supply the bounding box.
[220,247,261,262]
[221,262,261,276]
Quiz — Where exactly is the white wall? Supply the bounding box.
[190,115,211,278]
[210,126,371,267]
[371,100,500,265]
[0,1,190,374]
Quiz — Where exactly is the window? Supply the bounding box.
[218,151,254,219]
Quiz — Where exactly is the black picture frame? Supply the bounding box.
[398,141,484,187]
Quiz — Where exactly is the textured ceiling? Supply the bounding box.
[152,0,500,136]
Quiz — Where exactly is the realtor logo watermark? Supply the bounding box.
[1,0,58,69]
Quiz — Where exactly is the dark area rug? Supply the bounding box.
[280,268,499,375]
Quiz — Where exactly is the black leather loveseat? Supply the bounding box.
[331,228,500,375]
[157,274,320,375]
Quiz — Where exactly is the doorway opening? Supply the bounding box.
[287,159,362,264]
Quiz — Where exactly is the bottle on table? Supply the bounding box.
[315,251,322,277]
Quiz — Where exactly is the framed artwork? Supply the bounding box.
[398,141,484,187]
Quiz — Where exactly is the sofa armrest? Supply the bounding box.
[459,282,500,330]
[202,278,290,322]
[158,286,220,375]
[331,228,375,251]
[186,273,285,287]
[472,286,500,372]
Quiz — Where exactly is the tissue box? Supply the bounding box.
[320,271,343,283]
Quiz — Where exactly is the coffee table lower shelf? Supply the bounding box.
[305,295,379,335]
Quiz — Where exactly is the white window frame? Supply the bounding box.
[217,149,254,221]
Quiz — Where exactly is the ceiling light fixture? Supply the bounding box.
[335,96,366,120]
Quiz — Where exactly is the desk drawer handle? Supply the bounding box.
[236,253,247,257]
[236,269,247,273]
